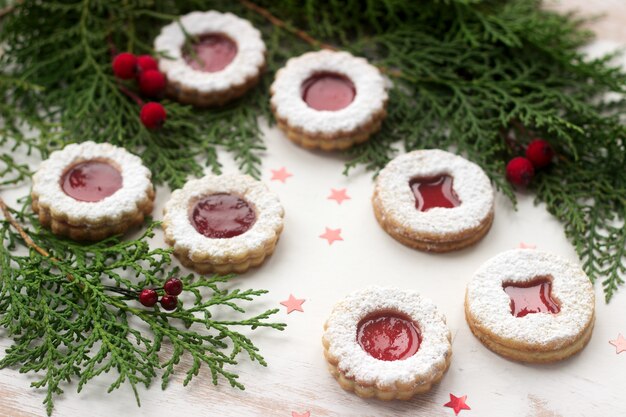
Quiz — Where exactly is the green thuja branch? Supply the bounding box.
[0,197,285,415]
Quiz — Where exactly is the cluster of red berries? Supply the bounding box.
[111,52,167,130]
[138,278,183,311]
[506,138,555,187]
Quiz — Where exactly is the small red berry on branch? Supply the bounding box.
[112,52,137,79]
[138,69,166,97]
[139,289,158,307]
[160,295,178,311]
[164,278,183,296]
[136,55,159,74]
[140,102,167,130]
[525,138,554,168]
[506,156,535,187]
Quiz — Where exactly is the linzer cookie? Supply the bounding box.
[31,142,154,241]
[154,11,265,106]
[322,287,451,400]
[465,249,595,363]
[270,50,387,151]
[372,149,494,252]
[162,174,284,274]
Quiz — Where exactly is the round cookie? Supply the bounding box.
[465,249,595,363]
[372,149,494,252]
[322,287,452,400]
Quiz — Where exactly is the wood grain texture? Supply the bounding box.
[2,1,626,416]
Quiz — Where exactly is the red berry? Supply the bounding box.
[506,157,535,187]
[160,295,178,311]
[139,289,158,307]
[112,52,137,79]
[140,102,166,129]
[136,55,159,74]
[525,139,554,168]
[138,69,166,97]
[164,278,183,296]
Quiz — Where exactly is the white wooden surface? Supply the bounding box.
[2,2,626,416]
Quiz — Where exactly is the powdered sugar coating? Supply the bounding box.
[31,142,152,225]
[466,249,594,347]
[270,50,387,134]
[374,150,494,236]
[323,287,451,388]
[154,11,265,93]
[162,174,284,263]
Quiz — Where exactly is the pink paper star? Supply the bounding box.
[270,167,292,183]
[280,294,305,314]
[519,242,537,249]
[291,412,310,417]
[444,394,471,415]
[319,227,343,245]
[328,188,351,205]
[609,334,626,354]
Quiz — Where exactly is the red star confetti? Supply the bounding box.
[319,227,343,245]
[280,294,305,314]
[444,394,471,415]
[519,242,537,249]
[328,188,351,205]
[291,412,310,417]
[609,334,626,354]
[271,167,293,183]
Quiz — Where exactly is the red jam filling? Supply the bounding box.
[503,277,560,318]
[301,73,356,111]
[61,160,123,202]
[410,175,461,212]
[190,193,256,239]
[183,33,238,73]
[356,312,421,361]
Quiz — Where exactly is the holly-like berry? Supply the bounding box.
[136,55,158,74]
[525,138,554,168]
[112,52,137,79]
[160,295,178,311]
[140,102,166,129]
[164,278,183,296]
[506,156,535,187]
[138,69,166,97]
[139,288,158,307]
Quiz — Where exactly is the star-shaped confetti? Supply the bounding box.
[444,394,471,415]
[319,227,343,245]
[280,294,305,314]
[270,167,293,183]
[327,188,351,205]
[291,412,310,417]
[609,334,626,354]
[519,242,537,249]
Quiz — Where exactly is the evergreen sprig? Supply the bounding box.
[0,199,285,415]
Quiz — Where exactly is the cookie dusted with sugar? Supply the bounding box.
[465,249,595,363]
[31,142,154,241]
[162,174,284,275]
[270,50,388,151]
[372,149,494,252]
[322,287,452,400]
[154,11,265,106]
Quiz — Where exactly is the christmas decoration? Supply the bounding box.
[280,294,306,314]
[319,227,343,245]
[444,394,471,415]
[112,52,138,79]
[140,102,167,130]
[138,69,167,97]
[506,157,535,187]
[328,188,350,205]
[136,54,159,74]
[160,294,179,311]
[270,167,293,183]
[164,277,183,296]
[609,334,626,354]
[525,139,554,168]
[139,288,159,307]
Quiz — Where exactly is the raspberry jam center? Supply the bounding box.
[61,160,123,202]
[410,175,461,211]
[190,193,256,239]
[357,312,421,361]
[301,73,356,111]
[184,33,238,73]
[503,277,560,318]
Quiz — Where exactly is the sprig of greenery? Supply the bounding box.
[0,199,285,415]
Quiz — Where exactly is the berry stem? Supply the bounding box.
[118,83,144,106]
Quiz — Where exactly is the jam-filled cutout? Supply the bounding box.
[503,276,560,318]
[357,311,421,361]
[183,33,238,73]
[190,193,256,239]
[301,72,356,111]
[61,160,123,202]
[410,175,461,212]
